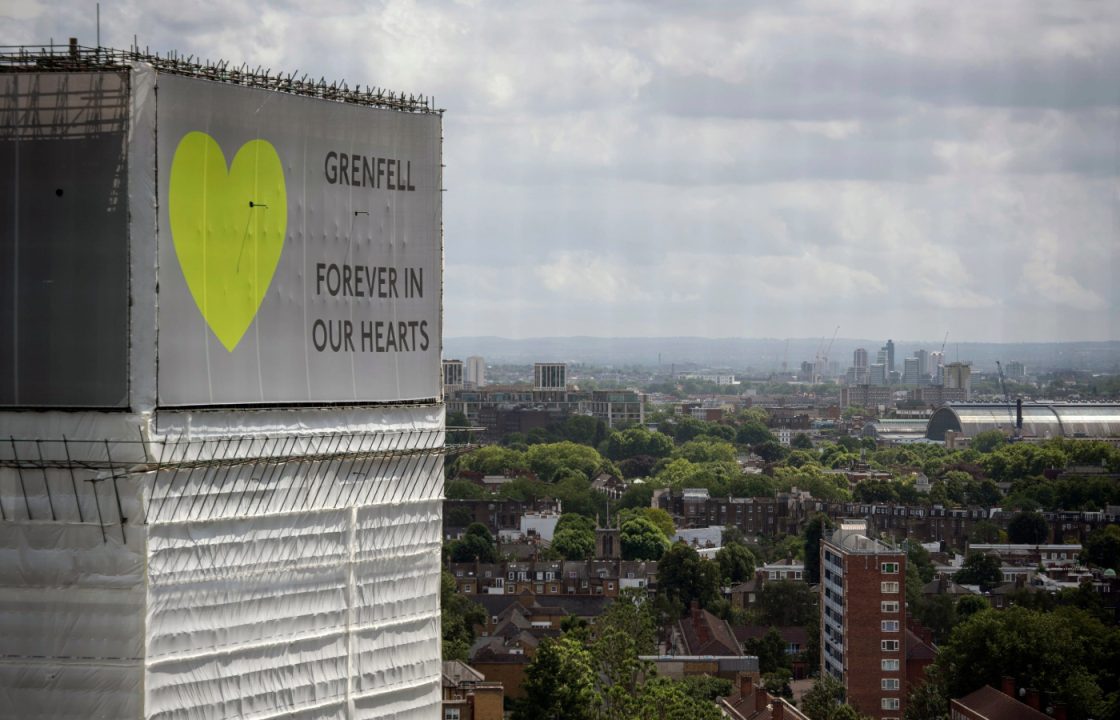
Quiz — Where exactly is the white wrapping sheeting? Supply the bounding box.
[1,407,445,719]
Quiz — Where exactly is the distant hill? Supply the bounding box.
[442,336,1120,373]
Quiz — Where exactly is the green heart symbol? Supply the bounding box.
[169,131,287,352]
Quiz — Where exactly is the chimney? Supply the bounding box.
[755,683,767,712]
[1016,398,1023,432]
[1026,689,1041,710]
[773,700,784,720]
[1001,677,1015,698]
[739,673,753,699]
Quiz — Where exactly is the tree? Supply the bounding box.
[441,571,485,662]
[968,520,1002,544]
[737,420,775,446]
[936,606,1114,720]
[791,433,814,450]
[606,427,675,461]
[763,668,794,699]
[673,438,738,464]
[953,551,1003,592]
[552,527,596,560]
[618,482,655,509]
[803,514,833,584]
[970,430,1007,454]
[449,523,498,563]
[457,445,527,476]
[903,666,949,720]
[716,543,756,584]
[526,441,606,482]
[744,626,790,673]
[1083,525,1120,570]
[1007,511,1049,544]
[515,636,600,720]
[556,512,596,535]
[618,507,675,539]
[954,594,989,620]
[756,580,817,627]
[631,677,724,720]
[445,478,486,500]
[621,517,671,561]
[800,674,852,720]
[753,440,789,464]
[658,543,722,612]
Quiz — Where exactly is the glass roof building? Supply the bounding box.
[926,403,1120,441]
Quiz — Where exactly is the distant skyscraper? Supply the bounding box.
[885,339,895,374]
[913,349,929,377]
[854,348,869,370]
[465,356,486,388]
[929,351,945,385]
[869,363,887,386]
[902,357,921,385]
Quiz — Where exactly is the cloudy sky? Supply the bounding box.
[5,1,1118,342]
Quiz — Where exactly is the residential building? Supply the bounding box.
[951,679,1053,720]
[721,673,811,720]
[821,520,908,720]
[465,356,486,388]
[442,661,504,720]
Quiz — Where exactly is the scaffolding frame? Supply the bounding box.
[0,42,442,115]
[0,428,481,542]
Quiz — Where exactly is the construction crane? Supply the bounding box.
[814,326,840,383]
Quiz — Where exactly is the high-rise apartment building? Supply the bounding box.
[821,520,908,720]
[869,363,887,386]
[465,356,486,388]
[854,348,869,370]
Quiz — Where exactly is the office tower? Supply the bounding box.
[869,364,887,386]
[533,363,567,390]
[929,352,945,385]
[885,340,895,374]
[901,357,921,385]
[821,520,908,719]
[913,349,928,377]
[465,356,486,388]
[854,348,869,370]
[443,359,464,389]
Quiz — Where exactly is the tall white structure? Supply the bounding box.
[1,48,445,719]
[465,356,486,388]
[443,359,465,390]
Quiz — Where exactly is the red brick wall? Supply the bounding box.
[841,550,906,720]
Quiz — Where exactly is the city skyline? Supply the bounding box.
[5,2,1116,344]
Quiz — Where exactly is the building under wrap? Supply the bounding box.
[0,45,446,719]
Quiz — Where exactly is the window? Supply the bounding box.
[881,620,899,632]
[881,698,900,710]
[881,601,899,613]
[491,615,498,625]
[445,708,461,720]
[881,581,899,594]
[535,584,543,593]
[607,582,615,590]
[882,678,900,690]
[550,584,558,593]
[484,570,491,578]
[881,640,900,651]
[881,659,900,671]
[881,562,899,574]
[508,572,515,580]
